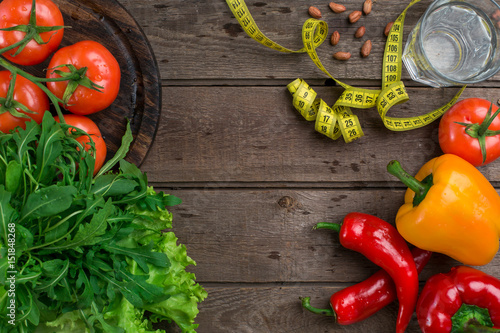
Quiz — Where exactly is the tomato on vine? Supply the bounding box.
[55,114,107,175]
[0,70,49,133]
[438,98,500,166]
[46,40,121,115]
[0,0,65,66]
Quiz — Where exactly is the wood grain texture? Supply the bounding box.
[115,0,500,85]
[116,0,429,82]
[157,285,423,333]
[162,188,500,284]
[141,85,500,184]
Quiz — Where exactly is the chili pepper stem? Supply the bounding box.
[313,222,342,232]
[387,160,432,206]
[299,297,336,318]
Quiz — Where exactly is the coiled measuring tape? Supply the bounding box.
[225,0,465,143]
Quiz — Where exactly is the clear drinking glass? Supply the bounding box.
[402,0,500,87]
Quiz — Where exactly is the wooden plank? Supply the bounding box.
[141,85,500,183]
[116,0,455,82]
[161,188,500,284]
[153,285,424,333]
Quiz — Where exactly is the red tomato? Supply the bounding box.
[0,70,49,133]
[46,40,121,115]
[438,98,500,166]
[55,114,107,175]
[0,0,64,66]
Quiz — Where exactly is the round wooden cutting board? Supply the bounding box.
[28,0,161,167]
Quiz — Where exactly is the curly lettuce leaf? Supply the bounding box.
[104,297,163,333]
[34,311,87,333]
[132,232,207,333]
[127,187,180,232]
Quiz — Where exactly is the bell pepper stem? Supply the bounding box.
[387,160,432,206]
[299,297,335,318]
[464,323,500,332]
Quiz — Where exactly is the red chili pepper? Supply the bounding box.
[417,266,500,333]
[301,247,431,325]
[307,212,420,333]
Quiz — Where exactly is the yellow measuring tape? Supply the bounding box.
[225,0,465,142]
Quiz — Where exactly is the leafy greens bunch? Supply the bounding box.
[0,113,207,332]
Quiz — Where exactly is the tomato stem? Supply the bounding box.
[4,73,16,109]
[0,0,72,124]
[0,0,68,58]
[0,56,66,123]
[455,102,500,164]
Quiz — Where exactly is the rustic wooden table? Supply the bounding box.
[116,0,500,332]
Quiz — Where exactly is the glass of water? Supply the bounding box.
[402,0,500,87]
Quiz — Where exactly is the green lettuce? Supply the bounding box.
[0,114,206,332]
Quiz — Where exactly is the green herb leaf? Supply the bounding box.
[35,259,70,294]
[96,120,133,177]
[91,174,139,197]
[0,186,16,245]
[21,185,77,221]
[103,241,170,274]
[5,160,21,193]
[49,199,112,251]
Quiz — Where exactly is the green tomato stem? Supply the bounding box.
[455,102,500,164]
[0,56,66,123]
[4,72,16,109]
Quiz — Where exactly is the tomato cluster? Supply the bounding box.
[0,0,121,174]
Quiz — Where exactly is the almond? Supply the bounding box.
[348,10,362,23]
[308,6,322,19]
[329,2,346,13]
[363,0,372,15]
[361,40,372,58]
[384,21,394,36]
[331,31,340,45]
[355,26,366,38]
[333,51,351,61]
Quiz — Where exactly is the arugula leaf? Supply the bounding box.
[114,262,170,305]
[103,241,170,274]
[12,119,40,162]
[48,199,113,251]
[96,120,134,177]
[5,161,21,193]
[0,186,15,245]
[20,185,77,221]
[91,174,139,197]
[17,284,40,326]
[35,259,70,292]
[34,113,65,183]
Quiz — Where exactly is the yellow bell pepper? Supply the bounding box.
[387,154,500,266]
